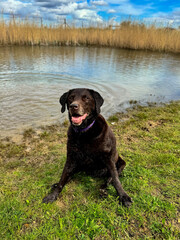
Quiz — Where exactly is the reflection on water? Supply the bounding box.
[0,46,180,137]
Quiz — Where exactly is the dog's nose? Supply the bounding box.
[70,103,79,109]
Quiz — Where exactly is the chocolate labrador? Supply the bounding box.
[43,88,132,207]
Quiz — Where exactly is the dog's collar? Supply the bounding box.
[73,120,95,133]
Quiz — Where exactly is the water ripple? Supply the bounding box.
[0,46,180,137]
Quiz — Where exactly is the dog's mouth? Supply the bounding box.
[71,113,88,126]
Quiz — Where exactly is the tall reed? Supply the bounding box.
[0,15,179,53]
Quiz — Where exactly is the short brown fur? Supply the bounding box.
[43,88,132,207]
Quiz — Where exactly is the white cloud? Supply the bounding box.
[118,4,145,16]
[90,0,108,6]
[0,0,32,15]
[0,0,179,26]
[145,9,180,27]
[50,3,78,15]
[0,0,101,22]
[78,2,95,10]
[105,0,128,3]
[113,1,153,16]
[108,9,116,13]
[73,9,103,22]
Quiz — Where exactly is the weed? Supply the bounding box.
[108,115,119,122]
[129,100,138,105]
[23,128,36,139]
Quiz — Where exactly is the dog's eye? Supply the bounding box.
[68,95,74,101]
[82,95,89,101]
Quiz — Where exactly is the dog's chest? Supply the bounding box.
[68,139,108,169]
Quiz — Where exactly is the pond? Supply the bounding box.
[0,46,180,137]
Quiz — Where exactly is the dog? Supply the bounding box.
[43,88,132,207]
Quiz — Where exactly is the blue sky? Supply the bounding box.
[0,0,179,27]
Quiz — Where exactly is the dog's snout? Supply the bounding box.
[70,103,79,109]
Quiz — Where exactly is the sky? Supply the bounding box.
[0,0,180,27]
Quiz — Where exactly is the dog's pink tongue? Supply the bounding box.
[72,113,87,124]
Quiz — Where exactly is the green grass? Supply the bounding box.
[0,101,180,239]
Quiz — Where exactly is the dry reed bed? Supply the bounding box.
[0,19,180,53]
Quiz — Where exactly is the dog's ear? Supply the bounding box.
[59,91,69,113]
[89,89,104,114]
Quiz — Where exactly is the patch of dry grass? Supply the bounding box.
[0,15,179,53]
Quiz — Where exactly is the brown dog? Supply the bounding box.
[43,88,132,207]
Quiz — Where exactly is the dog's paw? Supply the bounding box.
[121,194,133,207]
[42,191,58,204]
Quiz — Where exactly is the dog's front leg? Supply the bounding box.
[42,159,77,203]
[106,159,132,207]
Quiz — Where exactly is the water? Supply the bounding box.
[0,46,180,137]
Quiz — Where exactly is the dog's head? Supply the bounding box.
[59,88,104,127]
